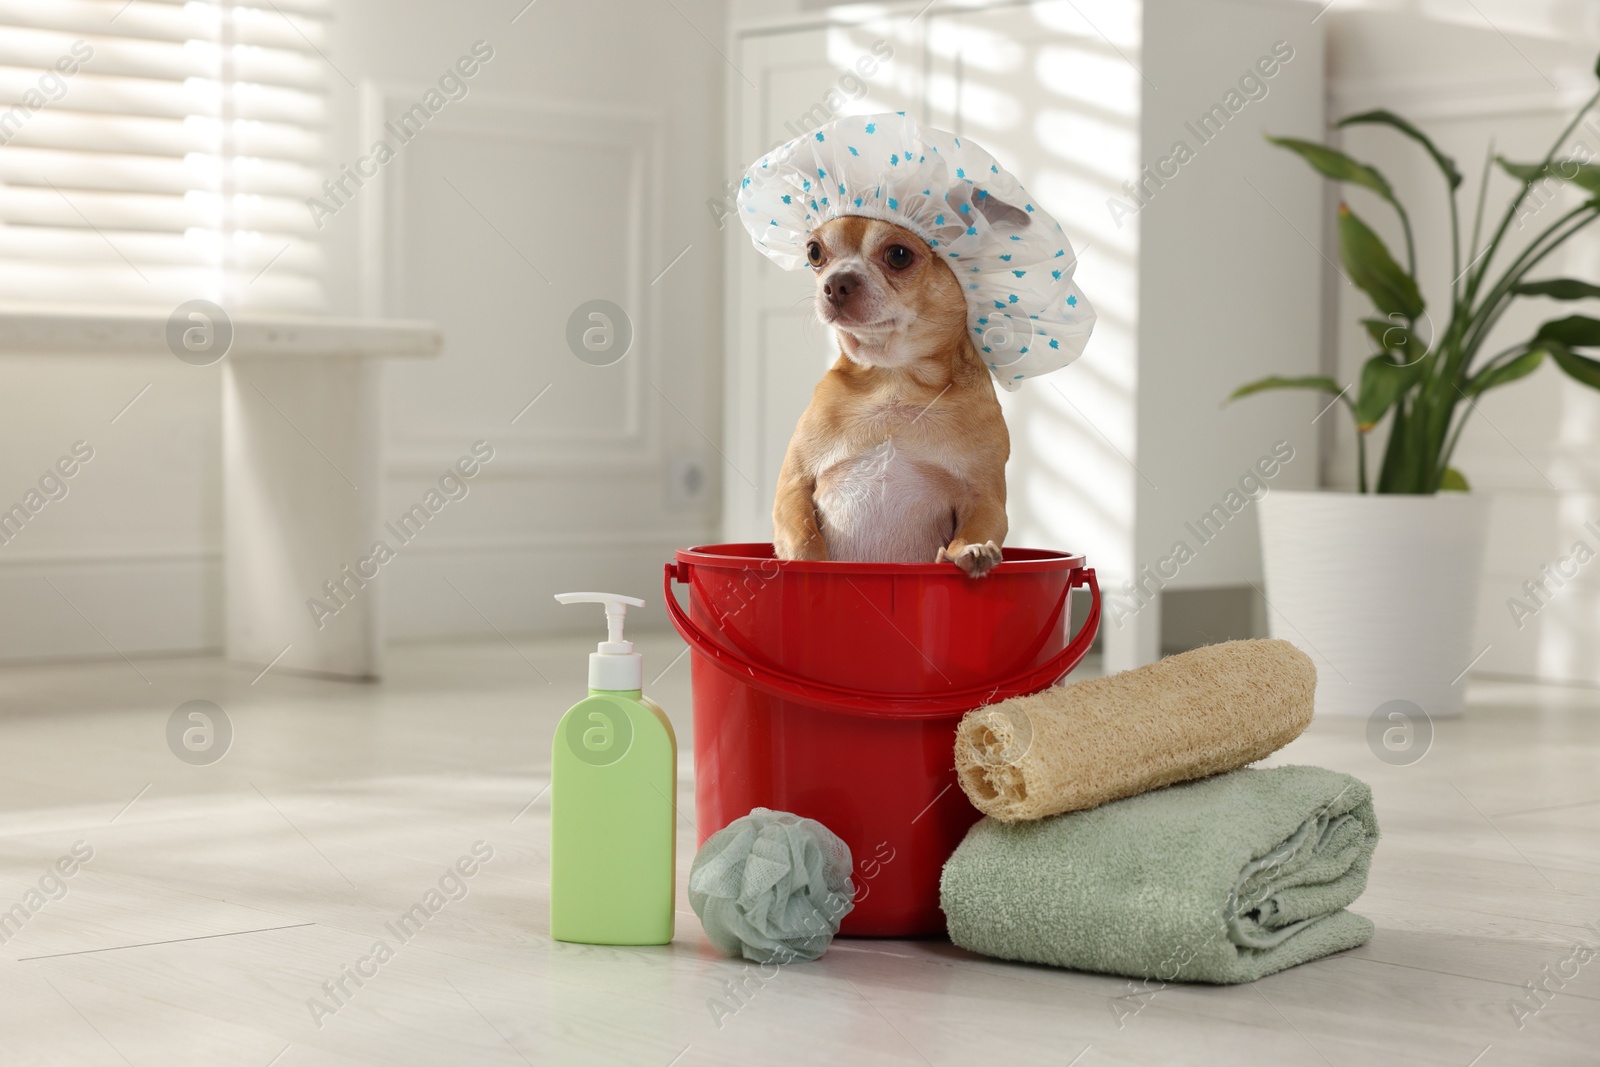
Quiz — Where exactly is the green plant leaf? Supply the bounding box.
[1497,158,1545,184]
[1496,156,1600,196]
[1534,315,1600,347]
[1375,399,1412,492]
[1362,316,1430,362]
[1546,339,1600,390]
[1511,278,1600,300]
[1465,347,1545,396]
[1338,110,1463,188]
[1528,321,1600,390]
[1440,467,1471,491]
[1339,203,1425,319]
[1227,375,1345,403]
[1267,135,1396,203]
[1354,353,1426,430]
[1362,317,1394,351]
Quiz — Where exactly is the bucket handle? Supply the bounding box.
[663,560,1100,719]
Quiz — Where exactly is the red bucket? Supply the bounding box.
[664,544,1100,937]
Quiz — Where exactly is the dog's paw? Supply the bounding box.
[937,540,1002,578]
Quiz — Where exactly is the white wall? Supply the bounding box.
[326,0,725,643]
[0,0,726,663]
[0,355,224,661]
[1324,1,1600,684]
[1133,0,1325,601]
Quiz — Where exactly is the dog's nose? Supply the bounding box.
[824,271,863,308]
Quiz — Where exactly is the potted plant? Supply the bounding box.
[1232,58,1600,718]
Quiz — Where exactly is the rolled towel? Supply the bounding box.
[955,638,1314,822]
[940,765,1378,984]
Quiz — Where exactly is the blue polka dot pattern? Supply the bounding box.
[738,113,1094,389]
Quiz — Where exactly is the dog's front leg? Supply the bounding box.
[937,490,1007,577]
[772,454,828,561]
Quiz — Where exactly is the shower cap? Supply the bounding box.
[737,112,1095,389]
[688,808,855,964]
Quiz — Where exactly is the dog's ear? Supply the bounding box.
[975,191,1031,230]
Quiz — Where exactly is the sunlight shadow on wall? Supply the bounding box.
[929,1,1142,578]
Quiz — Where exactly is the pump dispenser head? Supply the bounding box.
[554,592,646,691]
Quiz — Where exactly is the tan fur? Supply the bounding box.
[772,217,1009,577]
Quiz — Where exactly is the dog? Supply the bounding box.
[771,214,1012,577]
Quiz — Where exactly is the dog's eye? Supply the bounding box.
[806,241,824,267]
[884,245,914,270]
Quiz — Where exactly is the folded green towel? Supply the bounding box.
[940,765,1378,984]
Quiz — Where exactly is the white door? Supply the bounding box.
[724,21,924,541]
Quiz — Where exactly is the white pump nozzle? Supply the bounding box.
[554,592,646,690]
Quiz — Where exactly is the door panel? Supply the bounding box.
[725,21,921,540]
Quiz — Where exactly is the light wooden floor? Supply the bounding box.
[1,634,1597,1067]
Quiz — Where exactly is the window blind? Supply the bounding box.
[0,0,328,312]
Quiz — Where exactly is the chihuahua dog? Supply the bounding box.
[772,214,1011,577]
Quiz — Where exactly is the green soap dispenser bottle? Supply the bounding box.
[549,592,676,945]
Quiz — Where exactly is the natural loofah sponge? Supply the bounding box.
[954,639,1316,822]
[688,808,855,963]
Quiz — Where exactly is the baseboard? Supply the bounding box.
[0,550,221,663]
[11,547,1584,687]
[1160,585,1266,655]
[384,532,713,642]
[0,530,713,662]
[1476,579,1600,687]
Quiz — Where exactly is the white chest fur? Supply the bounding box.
[811,403,963,563]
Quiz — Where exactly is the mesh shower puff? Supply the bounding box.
[736,111,1095,390]
[688,808,855,964]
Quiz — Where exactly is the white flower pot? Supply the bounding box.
[1256,490,1490,719]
